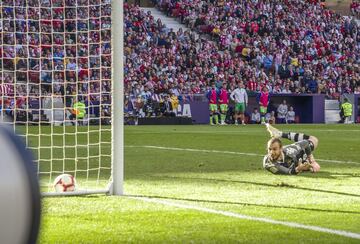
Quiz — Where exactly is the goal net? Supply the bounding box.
[0,0,120,195]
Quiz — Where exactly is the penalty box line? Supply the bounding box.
[128,196,360,240]
[126,145,360,165]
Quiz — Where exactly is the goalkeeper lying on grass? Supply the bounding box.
[263,124,321,175]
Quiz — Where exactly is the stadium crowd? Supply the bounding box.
[152,0,359,97]
[0,0,112,123]
[124,1,359,120]
[351,0,360,18]
[1,1,359,123]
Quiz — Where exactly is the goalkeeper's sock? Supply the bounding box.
[210,115,213,125]
[282,132,310,142]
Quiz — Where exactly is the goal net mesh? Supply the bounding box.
[0,0,113,194]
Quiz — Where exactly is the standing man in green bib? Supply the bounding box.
[341,98,353,124]
[70,97,86,125]
[230,82,248,125]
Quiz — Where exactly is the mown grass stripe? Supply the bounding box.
[126,145,360,165]
[129,196,360,240]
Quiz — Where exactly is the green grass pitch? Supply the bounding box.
[38,124,360,243]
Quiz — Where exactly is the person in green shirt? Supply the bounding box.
[340,98,353,124]
[69,97,86,125]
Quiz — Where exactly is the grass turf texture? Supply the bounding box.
[38,124,360,243]
[21,126,112,191]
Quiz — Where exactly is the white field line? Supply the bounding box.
[126,145,259,156]
[129,196,360,240]
[126,145,360,165]
[127,129,360,134]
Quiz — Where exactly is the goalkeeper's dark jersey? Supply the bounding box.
[263,140,314,175]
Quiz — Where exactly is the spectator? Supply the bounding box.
[134,95,145,118]
[354,86,360,94]
[307,76,319,94]
[170,92,179,114]
[350,1,360,18]
[269,111,276,124]
[101,96,111,125]
[161,94,175,117]
[124,96,134,124]
[286,106,296,124]
[340,98,353,123]
[277,100,288,124]
[281,85,292,94]
[143,98,155,117]
[265,112,271,124]
[250,108,261,124]
[278,62,290,80]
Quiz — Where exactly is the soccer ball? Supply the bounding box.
[53,174,76,192]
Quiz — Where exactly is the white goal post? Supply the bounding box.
[111,0,124,196]
[0,0,123,196]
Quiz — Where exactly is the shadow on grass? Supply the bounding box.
[126,194,360,215]
[156,176,360,198]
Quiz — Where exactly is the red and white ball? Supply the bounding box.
[53,174,76,192]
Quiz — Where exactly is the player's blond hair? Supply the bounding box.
[267,137,282,150]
